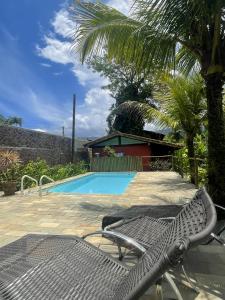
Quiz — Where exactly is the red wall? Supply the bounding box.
[92,144,151,170]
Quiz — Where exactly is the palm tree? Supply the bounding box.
[73,1,225,206]
[118,74,206,183]
[0,115,22,127]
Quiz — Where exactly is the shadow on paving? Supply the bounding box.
[79,203,126,215]
[148,194,191,204]
[133,179,194,190]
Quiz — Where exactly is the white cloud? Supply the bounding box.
[37,34,108,88]
[75,88,114,136]
[51,9,75,38]
[37,36,73,65]
[36,4,115,88]
[33,128,47,133]
[40,63,52,68]
[72,64,109,87]
[107,0,132,15]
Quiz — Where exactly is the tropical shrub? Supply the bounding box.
[0,150,22,195]
[0,150,21,172]
[173,135,207,186]
[0,159,88,190]
[0,150,21,181]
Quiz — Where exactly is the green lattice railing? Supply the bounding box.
[90,156,143,172]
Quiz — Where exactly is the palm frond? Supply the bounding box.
[72,2,141,63]
[72,1,176,71]
[176,46,200,75]
[115,74,206,136]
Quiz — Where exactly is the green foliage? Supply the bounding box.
[73,0,225,76]
[0,159,88,190]
[21,160,49,182]
[163,130,184,143]
[47,162,87,182]
[103,146,116,157]
[0,150,22,182]
[173,147,190,176]
[117,74,206,137]
[194,133,208,159]
[0,150,21,172]
[0,164,21,182]
[0,114,22,126]
[173,134,208,185]
[87,55,155,134]
[153,74,207,135]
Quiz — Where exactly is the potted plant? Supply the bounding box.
[0,150,21,196]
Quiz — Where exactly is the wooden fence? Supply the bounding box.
[90,156,143,172]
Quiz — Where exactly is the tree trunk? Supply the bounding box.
[186,135,195,184]
[204,73,225,212]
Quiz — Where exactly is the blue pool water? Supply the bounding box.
[47,172,136,195]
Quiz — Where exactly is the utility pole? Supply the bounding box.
[71,94,76,163]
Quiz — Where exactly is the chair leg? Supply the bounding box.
[181,265,199,294]
[164,272,184,300]
[155,277,163,300]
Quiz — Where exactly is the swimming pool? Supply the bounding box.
[47,172,136,195]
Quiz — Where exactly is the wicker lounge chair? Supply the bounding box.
[99,188,224,255]
[0,188,216,300]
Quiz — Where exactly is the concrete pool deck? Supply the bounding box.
[0,171,223,299]
[0,171,196,247]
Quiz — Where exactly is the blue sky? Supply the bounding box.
[0,0,131,137]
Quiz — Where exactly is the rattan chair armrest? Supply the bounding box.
[215,204,225,212]
[104,217,141,231]
[104,219,127,231]
[82,230,146,254]
[158,217,176,221]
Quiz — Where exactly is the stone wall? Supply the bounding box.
[0,125,72,165]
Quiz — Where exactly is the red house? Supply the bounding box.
[85,131,182,171]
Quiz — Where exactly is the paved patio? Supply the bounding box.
[0,171,223,299]
[0,171,196,247]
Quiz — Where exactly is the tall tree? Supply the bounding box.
[73,1,225,207]
[0,115,22,127]
[87,55,154,134]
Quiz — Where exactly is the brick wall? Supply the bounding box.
[0,125,72,165]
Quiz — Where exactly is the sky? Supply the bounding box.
[0,0,132,138]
